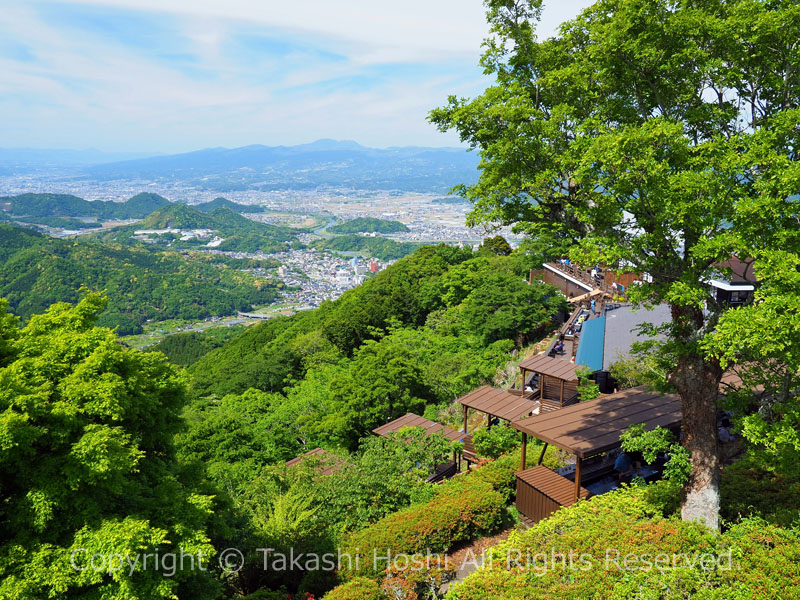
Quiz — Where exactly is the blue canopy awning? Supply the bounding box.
[575,315,605,372]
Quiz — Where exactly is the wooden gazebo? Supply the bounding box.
[372,413,464,482]
[457,386,541,463]
[518,355,580,410]
[511,386,681,523]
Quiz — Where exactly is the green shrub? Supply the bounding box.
[341,477,505,579]
[466,450,520,501]
[472,424,520,459]
[322,576,385,600]
[720,454,800,528]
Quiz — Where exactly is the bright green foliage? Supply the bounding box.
[703,251,800,477]
[316,340,432,448]
[0,294,216,599]
[323,577,384,600]
[621,424,691,484]
[608,347,670,392]
[328,217,409,234]
[189,245,561,402]
[312,234,420,261]
[575,366,600,402]
[457,271,565,346]
[446,484,800,600]
[177,388,303,491]
[0,224,280,334]
[430,0,800,526]
[478,235,512,256]
[290,429,456,535]
[148,325,246,367]
[472,423,520,459]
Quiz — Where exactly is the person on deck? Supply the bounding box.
[614,451,642,483]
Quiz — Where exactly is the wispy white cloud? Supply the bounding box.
[0,1,595,152]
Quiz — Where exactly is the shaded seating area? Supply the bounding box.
[511,385,681,524]
[286,447,346,477]
[518,355,580,411]
[457,386,541,463]
[372,413,464,482]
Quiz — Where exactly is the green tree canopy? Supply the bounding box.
[430,0,800,528]
[0,294,216,599]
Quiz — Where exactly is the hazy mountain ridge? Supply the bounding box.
[78,139,479,193]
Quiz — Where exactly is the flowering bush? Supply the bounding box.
[340,477,505,579]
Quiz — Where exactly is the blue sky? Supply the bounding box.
[0,0,594,153]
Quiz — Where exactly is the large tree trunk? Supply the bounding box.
[669,346,723,530]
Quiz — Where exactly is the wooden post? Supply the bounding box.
[540,374,544,401]
[574,456,582,502]
[537,442,548,466]
[521,433,527,471]
[560,379,565,404]
[463,405,468,434]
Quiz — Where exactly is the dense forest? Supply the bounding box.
[2,241,797,600]
[0,191,170,219]
[0,224,281,333]
[194,197,270,213]
[328,217,409,234]
[149,325,247,366]
[312,234,420,261]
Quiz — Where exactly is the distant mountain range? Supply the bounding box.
[0,148,157,175]
[0,140,479,193]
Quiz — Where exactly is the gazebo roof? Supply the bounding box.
[512,386,681,459]
[518,354,579,381]
[458,386,540,422]
[372,413,464,442]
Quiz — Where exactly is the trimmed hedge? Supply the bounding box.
[340,475,506,579]
[322,577,384,600]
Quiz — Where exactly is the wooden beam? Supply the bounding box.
[521,433,528,471]
[537,442,548,466]
[560,379,565,404]
[574,456,582,502]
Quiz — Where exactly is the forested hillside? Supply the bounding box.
[0,224,280,333]
[312,234,420,260]
[96,203,298,253]
[0,191,170,218]
[194,197,269,213]
[189,246,565,440]
[328,217,409,234]
[2,243,798,600]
